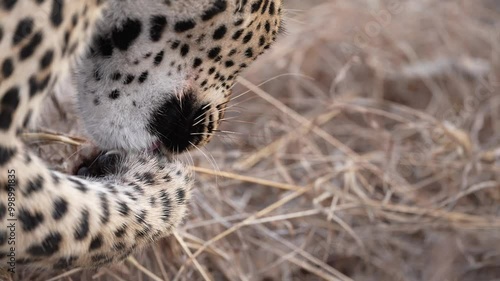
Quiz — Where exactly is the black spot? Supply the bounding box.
[135,226,151,239]
[180,44,190,57]
[50,0,63,26]
[269,1,275,15]
[113,242,126,251]
[243,31,253,43]
[99,192,110,224]
[149,15,167,42]
[63,30,70,48]
[175,20,196,32]
[130,183,144,195]
[89,234,103,251]
[153,50,164,65]
[68,177,88,192]
[1,86,20,109]
[19,31,43,60]
[52,197,68,220]
[193,58,202,68]
[135,209,147,223]
[245,47,253,58]
[104,183,117,194]
[135,172,155,185]
[27,74,51,98]
[171,40,180,49]
[202,0,227,21]
[259,35,265,46]
[232,29,244,40]
[54,256,77,270]
[117,201,130,216]
[265,21,271,33]
[213,25,227,40]
[91,254,112,265]
[13,17,34,45]
[125,191,137,201]
[261,0,269,14]
[40,73,51,90]
[234,19,244,26]
[138,71,148,83]
[149,196,157,207]
[18,209,44,232]
[71,13,79,26]
[176,188,186,204]
[109,89,120,100]
[95,35,113,56]
[225,60,234,68]
[114,224,128,238]
[23,175,44,197]
[27,232,62,257]
[1,58,13,78]
[124,74,135,84]
[208,47,221,59]
[251,0,263,13]
[1,0,17,10]
[159,190,172,222]
[40,49,54,69]
[111,72,122,80]
[0,146,16,165]
[74,209,90,240]
[112,18,142,50]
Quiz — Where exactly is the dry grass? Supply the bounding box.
[15,0,500,280]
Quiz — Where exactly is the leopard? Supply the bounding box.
[0,0,282,272]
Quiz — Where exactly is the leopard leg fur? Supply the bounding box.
[0,139,192,269]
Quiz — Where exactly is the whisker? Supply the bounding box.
[64,145,88,162]
[186,149,194,167]
[220,119,255,125]
[213,130,242,135]
[228,91,248,101]
[192,107,210,124]
[223,96,258,111]
[231,73,311,92]
[190,132,216,136]
[192,116,206,127]
[189,141,220,185]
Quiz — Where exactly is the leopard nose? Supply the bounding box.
[147,90,211,153]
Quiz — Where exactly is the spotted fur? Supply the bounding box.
[0,0,282,270]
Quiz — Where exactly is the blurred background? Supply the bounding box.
[20,0,500,280]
